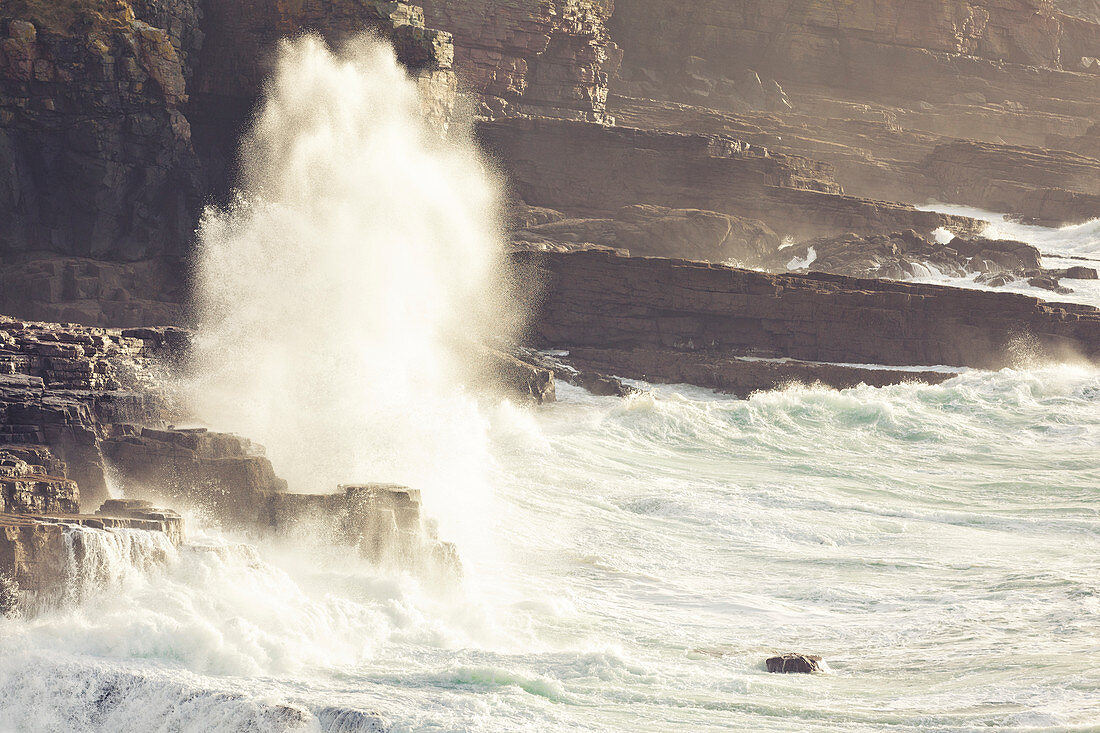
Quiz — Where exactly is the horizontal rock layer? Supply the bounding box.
[514,249,1100,370]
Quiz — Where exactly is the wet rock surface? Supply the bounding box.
[766,654,823,674]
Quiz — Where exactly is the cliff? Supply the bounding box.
[1,0,459,326]
[416,0,615,121]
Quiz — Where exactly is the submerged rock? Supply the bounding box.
[766,654,823,674]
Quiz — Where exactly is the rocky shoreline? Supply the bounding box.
[1,0,1099,615]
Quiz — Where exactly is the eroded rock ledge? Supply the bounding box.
[512,249,1100,388]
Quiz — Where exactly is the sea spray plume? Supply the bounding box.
[188,34,512,564]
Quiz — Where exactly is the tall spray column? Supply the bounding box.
[189,35,512,566]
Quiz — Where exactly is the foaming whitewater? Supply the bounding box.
[2,367,1099,730]
[188,35,510,555]
[921,204,1100,307]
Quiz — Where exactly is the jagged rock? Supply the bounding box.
[515,348,640,398]
[480,347,556,404]
[766,654,823,674]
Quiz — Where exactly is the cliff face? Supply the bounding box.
[416,0,615,121]
[0,0,459,326]
[608,0,1093,94]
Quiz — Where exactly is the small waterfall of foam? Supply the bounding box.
[61,525,176,606]
[188,35,512,567]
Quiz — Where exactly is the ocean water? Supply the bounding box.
[1,367,1098,732]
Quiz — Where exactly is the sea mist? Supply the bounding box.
[188,35,509,558]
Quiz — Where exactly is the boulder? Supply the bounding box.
[766,654,823,674]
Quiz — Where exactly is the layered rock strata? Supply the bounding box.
[478,117,984,242]
[102,426,461,574]
[0,316,184,508]
[514,249,1100,375]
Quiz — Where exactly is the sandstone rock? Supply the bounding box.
[923,141,1100,226]
[418,0,616,122]
[0,449,79,515]
[766,654,823,674]
[101,425,287,525]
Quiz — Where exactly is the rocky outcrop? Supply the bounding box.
[769,231,1075,289]
[0,447,78,515]
[101,426,461,574]
[514,248,1100,372]
[0,317,183,508]
[923,141,1100,226]
[479,117,983,242]
[264,485,461,575]
[0,499,182,615]
[0,13,203,263]
[100,425,287,523]
[417,0,616,121]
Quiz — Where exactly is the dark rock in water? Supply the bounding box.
[1052,266,1099,280]
[315,706,390,733]
[515,349,641,398]
[769,231,1050,284]
[1027,275,1074,294]
[766,654,823,674]
[481,347,556,404]
[514,248,1100,371]
[575,372,640,398]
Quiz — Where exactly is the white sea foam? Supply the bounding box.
[918,205,1100,306]
[186,35,513,566]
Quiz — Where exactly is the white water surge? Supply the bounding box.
[921,205,1100,307]
[1,36,1098,733]
[187,35,510,557]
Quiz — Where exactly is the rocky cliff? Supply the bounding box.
[1,0,459,326]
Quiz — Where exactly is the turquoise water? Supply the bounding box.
[1,367,1097,732]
